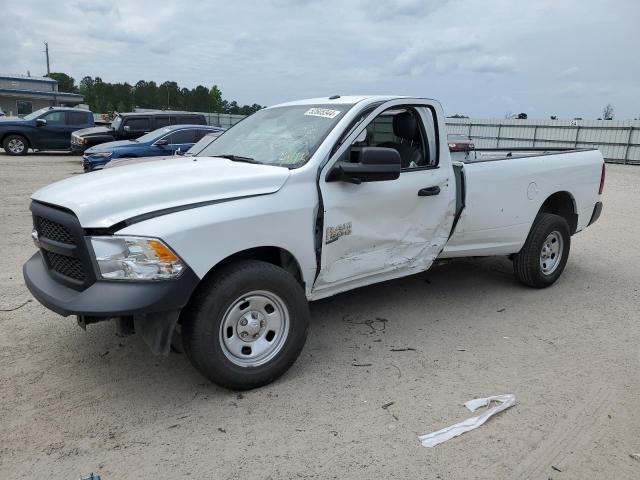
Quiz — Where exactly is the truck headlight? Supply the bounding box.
[90,236,184,280]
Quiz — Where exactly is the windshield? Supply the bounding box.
[23,108,51,121]
[110,115,123,130]
[186,131,223,155]
[197,104,353,168]
[135,127,173,143]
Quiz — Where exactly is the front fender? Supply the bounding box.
[115,185,318,296]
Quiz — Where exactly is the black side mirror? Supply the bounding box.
[36,118,47,127]
[154,139,168,146]
[327,147,401,184]
[123,125,131,133]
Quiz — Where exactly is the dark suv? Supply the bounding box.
[0,107,94,155]
[71,111,207,153]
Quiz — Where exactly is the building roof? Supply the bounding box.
[0,87,83,100]
[0,74,57,83]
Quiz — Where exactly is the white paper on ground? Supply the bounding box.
[419,394,516,447]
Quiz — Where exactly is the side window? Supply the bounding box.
[351,106,433,169]
[194,129,209,141]
[164,129,196,144]
[124,117,150,132]
[66,111,89,125]
[418,107,438,166]
[42,111,65,126]
[155,116,171,128]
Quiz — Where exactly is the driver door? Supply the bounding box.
[36,111,69,149]
[312,99,455,296]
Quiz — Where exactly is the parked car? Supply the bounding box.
[103,130,225,169]
[24,95,604,390]
[83,125,223,172]
[71,111,208,154]
[0,107,94,155]
[447,134,476,162]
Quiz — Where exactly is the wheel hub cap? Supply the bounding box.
[219,290,290,367]
[8,139,24,153]
[540,231,563,275]
[237,311,266,340]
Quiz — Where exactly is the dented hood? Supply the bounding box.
[31,157,290,228]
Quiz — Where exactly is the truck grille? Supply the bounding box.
[31,201,95,290]
[37,217,75,244]
[43,250,87,281]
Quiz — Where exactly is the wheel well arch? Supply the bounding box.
[538,191,578,234]
[1,132,31,147]
[201,246,304,287]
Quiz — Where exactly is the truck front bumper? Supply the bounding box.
[23,251,199,318]
[24,252,200,355]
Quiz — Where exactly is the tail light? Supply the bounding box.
[448,142,475,152]
[598,163,606,195]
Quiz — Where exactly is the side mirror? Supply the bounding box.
[123,125,131,133]
[175,147,183,156]
[154,139,168,146]
[36,118,47,127]
[327,147,401,184]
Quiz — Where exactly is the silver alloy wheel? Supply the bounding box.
[7,138,25,154]
[540,231,563,275]
[219,290,290,367]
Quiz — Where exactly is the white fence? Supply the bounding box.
[446,118,640,165]
[198,111,640,165]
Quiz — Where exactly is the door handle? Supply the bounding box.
[418,186,440,196]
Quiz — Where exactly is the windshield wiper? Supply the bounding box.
[216,154,259,164]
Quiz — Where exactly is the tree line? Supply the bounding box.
[49,72,264,115]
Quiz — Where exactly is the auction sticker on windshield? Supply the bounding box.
[304,108,341,119]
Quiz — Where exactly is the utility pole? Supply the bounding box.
[44,42,50,76]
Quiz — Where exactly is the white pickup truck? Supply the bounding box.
[24,96,605,390]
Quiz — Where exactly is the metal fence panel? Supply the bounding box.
[186,112,640,164]
[445,118,640,164]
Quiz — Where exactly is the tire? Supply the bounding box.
[182,260,310,390]
[513,213,571,288]
[3,135,29,155]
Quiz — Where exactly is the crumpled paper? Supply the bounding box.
[419,394,516,447]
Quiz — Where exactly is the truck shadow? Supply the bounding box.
[59,256,520,394]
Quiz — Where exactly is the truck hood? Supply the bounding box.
[74,125,113,137]
[86,139,136,153]
[32,157,291,228]
[0,117,27,126]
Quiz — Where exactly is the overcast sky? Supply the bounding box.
[1,0,638,118]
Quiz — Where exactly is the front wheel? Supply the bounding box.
[513,213,571,288]
[3,135,29,155]
[182,260,310,390]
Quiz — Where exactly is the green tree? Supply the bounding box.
[48,72,77,93]
[210,85,223,112]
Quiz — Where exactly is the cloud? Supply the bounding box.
[558,66,580,78]
[0,0,638,118]
[362,0,450,20]
[467,55,516,74]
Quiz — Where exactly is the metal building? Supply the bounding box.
[0,74,84,117]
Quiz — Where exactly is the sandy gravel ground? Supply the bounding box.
[1,153,639,480]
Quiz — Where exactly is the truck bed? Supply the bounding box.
[441,149,603,258]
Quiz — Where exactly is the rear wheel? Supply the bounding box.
[182,260,309,390]
[3,135,28,155]
[513,213,571,288]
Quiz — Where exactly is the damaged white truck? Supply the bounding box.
[24,96,605,390]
